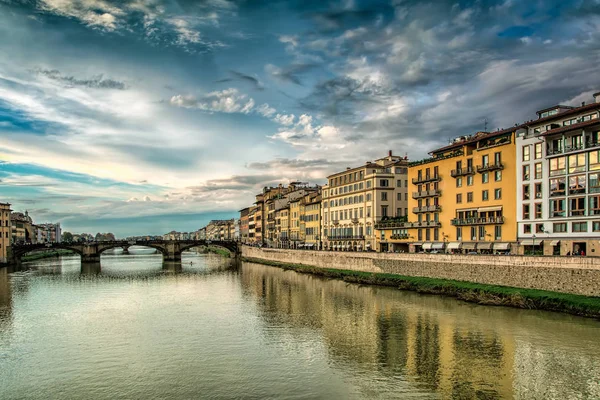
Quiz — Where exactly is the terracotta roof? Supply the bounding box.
[536,104,574,115]
[527,102,600,127]
[430,127,517,155]
[540,118,600,137]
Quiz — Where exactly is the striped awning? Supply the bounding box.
[478,206,502,213]
[447,242,461,250]
[422,243,433,250]
[432,242,445,250]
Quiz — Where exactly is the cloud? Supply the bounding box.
[35,69,127,90]
[170,88,255,114]
[256,103,276,117]
[265,63,318,86]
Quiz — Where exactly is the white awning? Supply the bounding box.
[478,206,503,213]
[298,244,304,247]
[422,243,433,250]
[493,242,511,250]
[521,239,534,245]
[550,240,560,246]
[478,242,493,250]
[462,242,477,250]
[366,243,371,248]
[432,242,445,250]
[457,208,478,213]
[447,242,461,250]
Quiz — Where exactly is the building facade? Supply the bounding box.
[1,203,11,264]
[379,130,518,253]
[239,208,249,243]
[516,93,600,256]
[321,151,409,252]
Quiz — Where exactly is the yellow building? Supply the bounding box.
[289,197,302,248]
[377,129,517,253]
[303,193,321,249]
[0,203,11,264]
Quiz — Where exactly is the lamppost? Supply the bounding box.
[532,233,537,255]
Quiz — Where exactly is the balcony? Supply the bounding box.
[451,216,505,226]
[351,218,359,224]
[390,234,409,240]
[326,235,365,240]
[547,140,600,157]
[450,167,475,177]
[412,175,441,184]
[332,219,340,225]
[374,217,409,229]
[476,163,504,173]
[412,190,441,199]
[412,221,442,228]
[412,205,441,213]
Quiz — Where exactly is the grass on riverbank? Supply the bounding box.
[202,246,231,257]
[242,257,600,319]
[22,249,75,262]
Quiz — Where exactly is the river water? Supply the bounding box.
[1,253,599,399]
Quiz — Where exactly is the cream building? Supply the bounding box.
[321,151,409,251]
[0,203,11,264]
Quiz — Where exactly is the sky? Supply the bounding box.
[0,0,599,237]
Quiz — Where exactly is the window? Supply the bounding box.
[549,157,566,176]
[594,221,600,232]
[482,190,489,201]
[425,229,431,241]
[467,175,474,186]
[456,227,462,240]
[523,145,530,161]
[494,152,501,164]
[380,179,389,187]
[494,188,502,200]
[367,207,371,217]
[550,199,566,217]
[494,170,502,182]
[482,154,489,167]
[381,205,388,217]
[535,203,542,219]
[589,173,600,194]
[494,225,502,240]
[535,163,542,179]
[434,228,439,241]
[366,181,372,188]
[470,227,477,241]
[479,226,485,240]
[522,165,530,181]
[397,193,402,201]
[572,222,587,233]
[524,224,532,234]
[568,154,586,173]
[467,192,473,202]
[535,183,543,199]
[456,193,463,203]
[569,175,586,195]
[550,177,566,197]
[590,195,600,215]
[456,177,463,187]
[590,151,600,171]
[553,222,567,233]
[536,223,544,233]
[569,197,585,216]
[482,172,489,183]
[366,193,372,201]
[523,184,530,200]
[523,204,530,219]
[534,143,543,159]
[381,192,388,201]
[397,180,401,187]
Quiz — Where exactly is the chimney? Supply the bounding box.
[594,92,600,104]
[388,150,392,157]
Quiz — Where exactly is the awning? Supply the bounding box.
[457,208,478,213]
[366,243,371,248]
[478,242,493,250]
[422,243,433,250]
[447,242,461,250]
[462,242,477,250]
[412,242,423,246]
[477,206,502,213]
[298,244,304,247]
[550,240,560,246]
[520,239,539,245]
[432,242,445,250]
[493,242,511,250]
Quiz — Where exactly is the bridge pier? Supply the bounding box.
[81,262,101,275]
[81,254,101,264]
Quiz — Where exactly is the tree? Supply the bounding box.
[62,231,73,242]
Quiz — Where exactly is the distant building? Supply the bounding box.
[10,211,35,244]
[0,203,12,264]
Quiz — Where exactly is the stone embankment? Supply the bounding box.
[242,247,600,297]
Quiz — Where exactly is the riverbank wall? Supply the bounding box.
[241,247,600,297]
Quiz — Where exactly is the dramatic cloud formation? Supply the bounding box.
[1,0,599,235]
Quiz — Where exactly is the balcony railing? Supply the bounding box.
[547,141,600,157]
[390,234,409,240]
[326,235,365,240]
[332,219,340,225]
[374,217,409,229]
[412,175,441,184]
[412,205,441,213]
[450,167,475,177]
[476,163,504,173]
[451,217,505,226]
[412,190,441,199]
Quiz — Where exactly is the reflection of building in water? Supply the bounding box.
[0,268,12,331]
[241,262,518,398]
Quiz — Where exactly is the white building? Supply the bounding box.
[516,92,600,256]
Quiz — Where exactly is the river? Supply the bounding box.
[1,253,599,399]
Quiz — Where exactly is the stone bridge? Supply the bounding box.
[10,240,240,264]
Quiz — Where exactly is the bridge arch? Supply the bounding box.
[11,243,84,262]
[178,241,237,256]
[96,243,167,256]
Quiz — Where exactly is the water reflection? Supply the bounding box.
[240,262,600,399]
[0,267,11,332]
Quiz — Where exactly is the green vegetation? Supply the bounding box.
[22,249,75,262]
[202,246,231,257]
[242,257,600,319]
